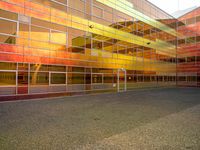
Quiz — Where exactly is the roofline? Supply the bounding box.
[178,6,200,19]
[145,0,176,19]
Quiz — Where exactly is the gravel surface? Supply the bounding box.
[0,88,200,150]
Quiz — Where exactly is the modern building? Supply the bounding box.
[0,0,190,100]
[177,7,200,87]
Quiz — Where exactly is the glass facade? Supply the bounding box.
[177,7,200,87]
[0,0,181,98]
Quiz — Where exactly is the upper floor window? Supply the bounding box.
[93,5,103,18]
[0,17,18,44]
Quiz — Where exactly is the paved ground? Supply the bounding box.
[0,88,200,150]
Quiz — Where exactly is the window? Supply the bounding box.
[138,75,144,82]
[103,41,113,52]
[178,58,186,63]
[68,66,85,72]
[92,39,103,50]
[104,10,113,22]
[0,72,16,86]
[69,46,85,54]
[18,72,28,85]
[92,74,103,84]
[18,63,28,71]
[0,62,16,70]
[50,29,67,44]
[30,25,50,42]
[49,65,66,72]
[186,17,196,25]
[0,18,18,36]
[19,23,29,39]
[186,37,196,44]
[34,0,67,12]
[187,56,195,62]
[196,36,200,43]
[187,76,196,82]
[196,16,200,22]
[0,34,16,44]
[103,74,114,83]
[51,73,66,84]
[32,18,52,29]
[178,76,186,81]
[68,0,85,12]
[197,56,200,62]
[68,28,86,54]
[178,39,185,45]
[0,9,18,20]
[127,75,134,83]
[68,73,84,84]
[93,5,103,18]
[53,0,68,5]
[30,64,49,72]
[177,21,185,27]
[92,68,113,74]
[30,72,49,85]
[117,44,126,55]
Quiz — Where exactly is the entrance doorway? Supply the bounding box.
[17,71,28,94]
[117,68,127,92]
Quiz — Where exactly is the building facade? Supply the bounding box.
[0,0,178,100]
[177,7,200,87]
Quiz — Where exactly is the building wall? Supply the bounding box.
[0,0,177,99]
[177,7,200,87]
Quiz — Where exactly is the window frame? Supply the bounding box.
[0,17,19,38]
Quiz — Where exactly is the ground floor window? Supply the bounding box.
[0,72,16,86]
[51,73,66,84]
[30,72,49,85]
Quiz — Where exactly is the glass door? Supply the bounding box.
[17,71,28,94]
[17,63,29,95]
[117,69,127,92]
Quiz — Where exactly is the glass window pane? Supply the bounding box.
[18,63,28,71]
[34,0,67,11]
[68,73,84,84]
[104,74,113,83]
[30,25,49,41]
[30,64,49,72]
[0,62,16,70]
[0,9,18,20]
[0,72,16,86]
[18,72,28,85]
[51,30,67,44]
[0,34,16,44]
[49,65,66,72]
[92,39,102,50]
[30,72,49,85]
[69,47,85,54]
[196,16,200,22]
[68,66,85,72]
[51,73,66,84]
[0,19,17,35]
[19,23,29,38]
[93,5,103,18]
[56,0,67,5]
[92,74,102,83]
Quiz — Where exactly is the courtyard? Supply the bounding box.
[0,88,200,149]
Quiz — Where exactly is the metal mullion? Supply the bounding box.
[0,17,18,22]
[28,63,30,94]
[102,73,104,84]
[16,63,18,95]
[49,72,51,86]
[50,0,68,7]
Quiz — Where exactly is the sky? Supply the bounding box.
[148,0,200,14]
